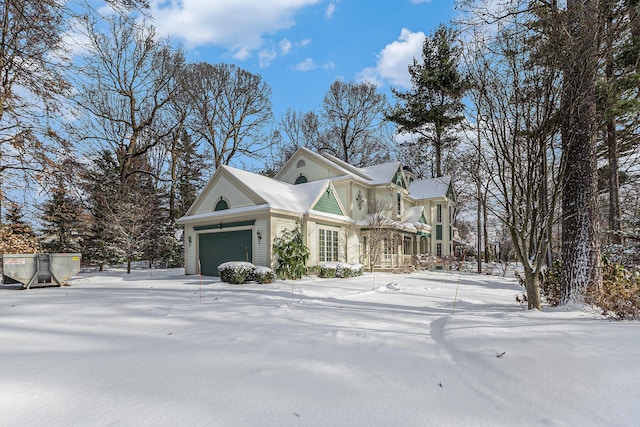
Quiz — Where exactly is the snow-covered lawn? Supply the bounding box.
[2,269,638,426]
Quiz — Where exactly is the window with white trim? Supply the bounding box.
[436,242,442,257]
[437,204,442,223]
[318,228,339,262]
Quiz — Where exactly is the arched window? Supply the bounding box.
[296,159,306,168]
[215,198,229,211]
[295,174,308,184]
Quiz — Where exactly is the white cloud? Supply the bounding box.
[356,28,425,89]
[323,61,335,71]
[295,58,317,71]
[325,3,336,18]
[258,49,278,67]
[279,39,293,55]
[148,0,321,58]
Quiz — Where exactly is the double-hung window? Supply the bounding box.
[319,228,339,262]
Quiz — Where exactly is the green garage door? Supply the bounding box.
[198,230,252,276]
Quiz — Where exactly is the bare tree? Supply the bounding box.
[312,80,390,167]
[180,62,273,168]
[362,200,396,273]
[461,2,563,310]
[0,0,71,217]
[74,14,184,182]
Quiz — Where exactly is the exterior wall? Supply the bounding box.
[371,187,395,218]
[346,227,361,264]
[193,175,255,215]
[425,198,453,257]
[254,219,269,266]
[184,224,197,274]
[350,183,369,221]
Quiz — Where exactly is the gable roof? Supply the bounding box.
[410,176,452,200]
[222,165,329,212]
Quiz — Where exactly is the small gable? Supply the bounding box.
[393,167,407,189]
[447,182,455,202]
[419,211,427,224]
[313,189,343,215]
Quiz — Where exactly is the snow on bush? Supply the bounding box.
[319,262,364,278]
[218,262,255,284]
[250,266,275,284]
[217,262,275,284]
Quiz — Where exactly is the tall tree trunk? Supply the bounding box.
[560,0,603,304]
[524,268,543,311]
[607,118,622,243]
[604,8,622,244]
[483,195,490,263]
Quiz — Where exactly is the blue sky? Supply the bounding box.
[147,0,458,120]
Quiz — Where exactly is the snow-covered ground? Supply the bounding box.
[2,269,638,426]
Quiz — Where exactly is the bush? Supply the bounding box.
[539,259,640,319]
[319,264,337,278]
[218,262,255,284]
[272,225,309,280]
[538,262,562,306]
[318,262,364,278]
[586,260,640,320]
[251,266,275,284]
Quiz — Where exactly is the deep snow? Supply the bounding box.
[1,268,638,426]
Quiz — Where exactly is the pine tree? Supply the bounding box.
[387,24,465,178]
[40,183,85,253]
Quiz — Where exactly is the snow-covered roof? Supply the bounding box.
[402,206,425,224]
[360,162,403,185]
[410,176,452,200]
[221,165,330,213]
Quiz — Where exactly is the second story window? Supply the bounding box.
[397,192,402,216]
[437,204,442,223]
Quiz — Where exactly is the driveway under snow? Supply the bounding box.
[1,269,638,426]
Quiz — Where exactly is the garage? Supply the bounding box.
[198,230,253,276]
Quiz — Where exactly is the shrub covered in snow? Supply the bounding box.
[250,266,275,284]
[318,262,364,278]
[218,262,255,284]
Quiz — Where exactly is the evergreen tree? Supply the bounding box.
[387,24,465,178]
[40,181,85,253]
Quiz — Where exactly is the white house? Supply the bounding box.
[177,147,456,276]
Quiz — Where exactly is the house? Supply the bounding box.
[177,147,456,276]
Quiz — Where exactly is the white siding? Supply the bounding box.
[279,154,343,184]
[351,184,368,221]
[346,227,361,264]
[193,175,255,214]
[184,225,197,274]
[254,219,269,266]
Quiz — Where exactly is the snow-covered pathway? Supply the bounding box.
[1,269,638,426]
